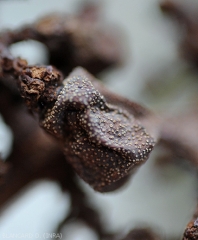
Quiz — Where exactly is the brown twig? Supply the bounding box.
[160,0,198,69]
[0,5,122,76]
[0,45,108,238]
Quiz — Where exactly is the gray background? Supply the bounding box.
[0,0,197,239]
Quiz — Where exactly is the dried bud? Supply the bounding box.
[19,66,63,111]
[19,66,156,192]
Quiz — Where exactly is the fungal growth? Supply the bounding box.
[18,66,156,192]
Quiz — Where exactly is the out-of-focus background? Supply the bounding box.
[0,0,197,239]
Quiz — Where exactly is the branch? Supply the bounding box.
[0,4,122,76]
[183,203,198,240]
[160,0,198,69]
